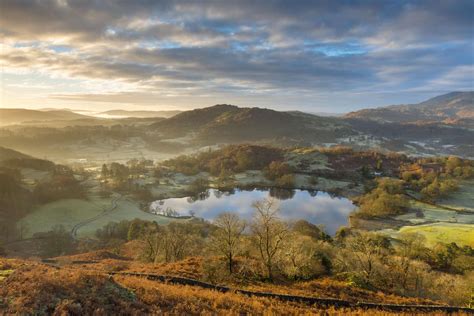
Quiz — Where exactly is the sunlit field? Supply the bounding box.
[399,223,474,247]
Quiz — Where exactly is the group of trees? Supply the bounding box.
[94,199,331,281]
[354,178,409,218]
[33,165,85,203]
[37,225,75,257]
[0,170,34,243]
[163,145,284,176]
[420,177,458,201]
[101,159,155,181]
[101,159,156,196]
[0,161,84,243]
[401,156,473,202]
[355,155,474,218]
[88,198,474,306]
[263,161,295,188]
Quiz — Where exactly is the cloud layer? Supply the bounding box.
[1,0,473,111]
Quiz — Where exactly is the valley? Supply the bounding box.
[1,94,473,313]
[3,142,473,247]
[1,92,473,166]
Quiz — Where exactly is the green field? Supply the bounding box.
[18,195,180,238]
[18,197,109,238]
[438,180,474,212]
[397,223,474,247]
[383,189,474,247]
[395,200,474,225]
[74,198,180,237]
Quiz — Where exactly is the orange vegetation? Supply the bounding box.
[48,251,445,306]
[51,253,441,306]
[2,258,466,315]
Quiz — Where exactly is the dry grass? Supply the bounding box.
[55,249,130,262]
[58,254,203,279]
[0,259,148,315]
[242,278,439,306]
[55,254,438,306]
[0,258,470,315]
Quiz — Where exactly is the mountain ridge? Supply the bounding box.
[345,91,474,125]
[0,109,94,126]
[98,110,181,118]
[0,146,32,161]
[151,104,353,143]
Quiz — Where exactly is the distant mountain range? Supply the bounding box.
[98,110,181,118]
[345,91,474,126]
[0,108,181,126]
[0,109,91,126]
[144,100,472,157]
[1,92,472,159]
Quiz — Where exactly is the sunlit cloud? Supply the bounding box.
[0,0,472,111]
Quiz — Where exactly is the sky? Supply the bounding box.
[0,0,473,113]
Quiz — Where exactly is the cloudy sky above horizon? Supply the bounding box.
[1,0,473,113]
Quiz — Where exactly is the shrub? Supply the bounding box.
[275,174,295,188]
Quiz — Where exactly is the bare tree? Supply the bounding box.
[211,212,246,274]
[341,232,390,286]
[394,232,427,292]
[142,222,202,263]
[250,198,289,281]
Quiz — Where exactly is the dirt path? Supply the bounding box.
[70,194,123,239]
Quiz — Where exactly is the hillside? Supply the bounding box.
[0,256,457,315]
[345,91,474,125]
[0,146,31,162]
[151,104,354,144]
[98,110,181,118]
[0,109,93,126]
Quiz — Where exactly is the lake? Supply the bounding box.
[150,189,355,235]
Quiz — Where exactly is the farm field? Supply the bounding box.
[387,223,474,247]
[18,195,181,238]
[380,187,474,247]
[74,198,180,237]
[18,197,113,238]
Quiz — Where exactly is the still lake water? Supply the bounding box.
[150,189,355,235]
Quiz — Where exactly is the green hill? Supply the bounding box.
[152,104,354,144]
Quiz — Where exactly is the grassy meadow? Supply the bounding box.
[398,223,474,247]
[18,195,180,238]
[438,180,474,212]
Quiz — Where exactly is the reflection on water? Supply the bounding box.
[150,189,355,235]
